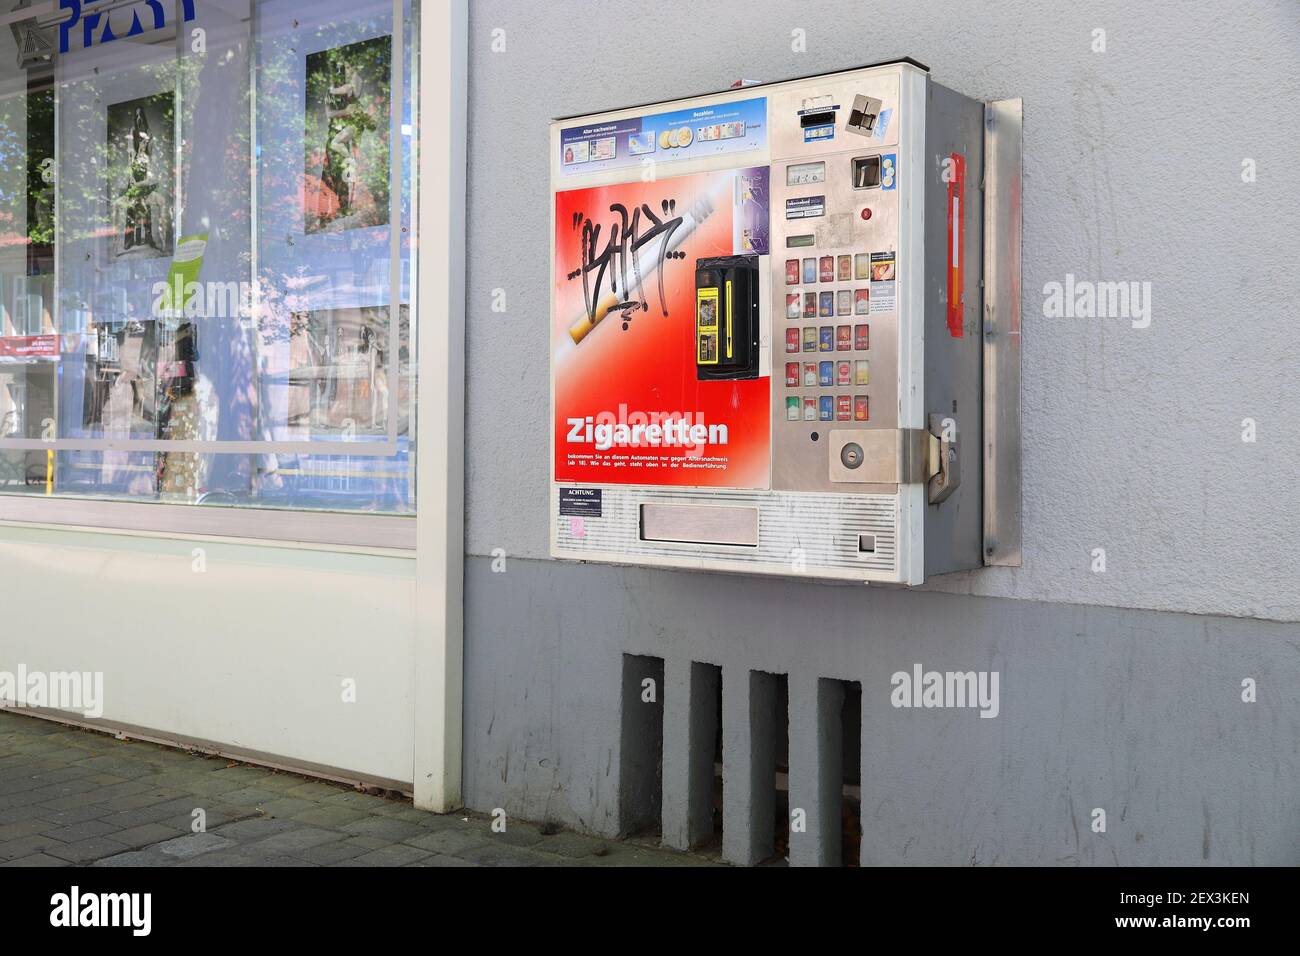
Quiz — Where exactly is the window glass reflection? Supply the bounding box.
[0,0,417,514]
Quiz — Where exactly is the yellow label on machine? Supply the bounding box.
[725,279,733,359]
[696,286,719,365]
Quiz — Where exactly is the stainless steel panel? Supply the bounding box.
[640,503,759,547]
[920,80,986,577]
[982,99,1023,567]
[826,429,893,484]
[768,66,904,495]
[827,427,928,484]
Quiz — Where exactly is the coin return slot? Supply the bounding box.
[640,504,759,547]
[852,155,881,189]
[858,534,876,553]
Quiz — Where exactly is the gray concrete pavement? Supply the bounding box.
[0,711,714,867]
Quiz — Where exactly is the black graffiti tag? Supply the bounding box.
[567,199,686,332]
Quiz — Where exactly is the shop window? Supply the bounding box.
[0,0,419,515]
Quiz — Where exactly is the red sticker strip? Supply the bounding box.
[946,152,965,338]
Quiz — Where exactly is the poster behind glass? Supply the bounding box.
[304,35,391,235]
[107,92,175,261]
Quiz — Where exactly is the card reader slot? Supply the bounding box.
[799,110,836,129]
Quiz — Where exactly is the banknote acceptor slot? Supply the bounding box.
[695,255,760,381]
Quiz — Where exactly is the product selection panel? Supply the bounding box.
[768,77,901,494]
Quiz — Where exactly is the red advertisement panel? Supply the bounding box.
[553,168,770,488]
[0,335,58,361]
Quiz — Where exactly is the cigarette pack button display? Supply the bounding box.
[785,328,801,352]
[803,397,817,422]
[818,292,834,317]
[802,293,817,318]
[854,360,869,385]
[837,255,852,281]
[818,361,833,386]
[818,327,834,351]
[802,258,817,284]
[802,327,817,351]
[785,362,799,387]
[785,259,800,284]
[836,290,852,315]
[854,324,870,349]
[855,253,871,280]
[786,396,800,421]
[818,395,834,421]
[836,395,852,421]
[836,325,852,351]
[854,395,869,421]
[803,363,817,386]
[819,256,834,282]
[786,293,801,320]
[854,289,870,314]
[837,361,851,386]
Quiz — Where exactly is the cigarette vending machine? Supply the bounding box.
[550,60,1021,585]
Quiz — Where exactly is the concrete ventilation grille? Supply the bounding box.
[556,488,897,572]
[634,660,865,866]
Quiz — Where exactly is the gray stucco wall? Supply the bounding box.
[464,556,1299,865]
[459,1,1300,863]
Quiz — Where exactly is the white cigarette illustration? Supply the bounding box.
[567,184,725,345]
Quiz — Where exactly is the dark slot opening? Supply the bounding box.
[841,681,862,867]
[799,109,836,129]
[768,673,791,865]
[699,663,723,852]
[619,654,664,838]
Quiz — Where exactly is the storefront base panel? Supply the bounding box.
[462,555,1300,866]
[0,524,416,788]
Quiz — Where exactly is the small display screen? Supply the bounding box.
[786,234,815,248]
[786,161,826,186]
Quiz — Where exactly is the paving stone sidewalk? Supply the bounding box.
[0,711,714,868]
